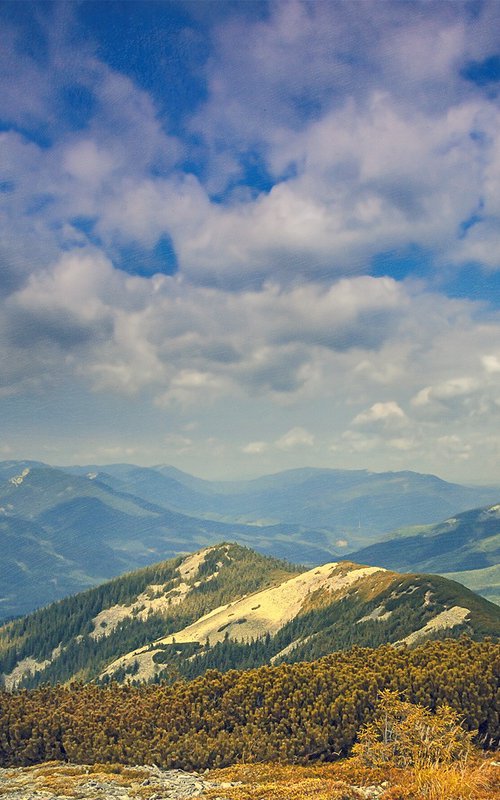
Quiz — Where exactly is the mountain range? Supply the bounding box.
[1,459,499,619]
[1,542,499,691]
[65,461,500,538]
[349,503,500,604]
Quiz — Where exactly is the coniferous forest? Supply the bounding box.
[1,637,498,771]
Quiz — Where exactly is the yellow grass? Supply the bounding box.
[203,757,500,800]
[204,762,384,800]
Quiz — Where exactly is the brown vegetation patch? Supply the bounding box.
[205,758,500,800]
[204,764,367,800]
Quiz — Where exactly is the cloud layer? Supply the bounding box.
[2,0,500,480]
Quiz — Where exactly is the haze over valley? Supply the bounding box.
[1,459,500,619]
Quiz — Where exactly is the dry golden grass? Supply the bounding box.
[204,762,380,800]
[86,763,145,779]
[0,758,497,800]
[36,775,79,797]
[203,757,500,800]
[203,777,361,800]
[401,760,499,800]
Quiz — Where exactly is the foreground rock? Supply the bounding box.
[0,762,238,800]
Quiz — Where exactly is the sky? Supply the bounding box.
[2,0,500,482]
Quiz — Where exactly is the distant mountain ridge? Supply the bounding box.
[442,564,500,607]
[1,459,499,620]
[0,464,332,621]
[1,542,498,691]
[348,503,500,574]
[74,463,500,537]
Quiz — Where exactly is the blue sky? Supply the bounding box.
[2,0,500,482]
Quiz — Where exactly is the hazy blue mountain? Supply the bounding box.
[347,503,500,588]
[2,460,500,621]
[62,463,209,514]
[0,463,335,620]
[78,464,500,546]
[0,460,46,481]
[0,515,102,619]
[1,543,498,690]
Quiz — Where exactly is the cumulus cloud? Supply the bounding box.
[93,91,500,287]
[163,433,193,454]
[353,401,407,427]
[242,441,269,455]
[437,435,472,461]
[482,354,500,374]
[3,1,500,294]
[3,1,500,480]
[412,377,479,408]
[1,251,407,403]
[276,427,315,449]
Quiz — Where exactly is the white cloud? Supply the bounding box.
[3,1,500,482]
[341,430,379,454]
[163,434,193,454]
[412,377,479,407]
[4,5,500,295]
[88,89,500,289]
[437,435,472,461]
[482,354,500,374]
[242,441,269,455]
[451,221,500,271]
[63,140,118,185]
[353,401,407,426]
[276,427,315,450]
[388,437,417,451]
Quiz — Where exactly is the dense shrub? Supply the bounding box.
[0,637,498,769]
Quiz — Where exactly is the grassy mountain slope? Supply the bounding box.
[0,544,300,688]
[348,503,500,582]
[1,543,498,690]
[0,464,335,621]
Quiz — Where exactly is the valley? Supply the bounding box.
[1,460,500,620]
[348,503,500,603]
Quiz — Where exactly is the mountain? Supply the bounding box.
[69,463,500,544]
[1,542,498,690]
[442,564,500,607]
[0,464,336,621]
[347,503,500,588]
[2,460,499,621]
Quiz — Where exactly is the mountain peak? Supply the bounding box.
[1,544,498,691]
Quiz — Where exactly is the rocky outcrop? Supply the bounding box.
[0,762,395,800]
[0,762,238,800]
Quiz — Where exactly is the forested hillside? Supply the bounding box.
[1,638,498,769]
[2,460,499,620]
[1,543,498,690]
[0,544,299,688]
